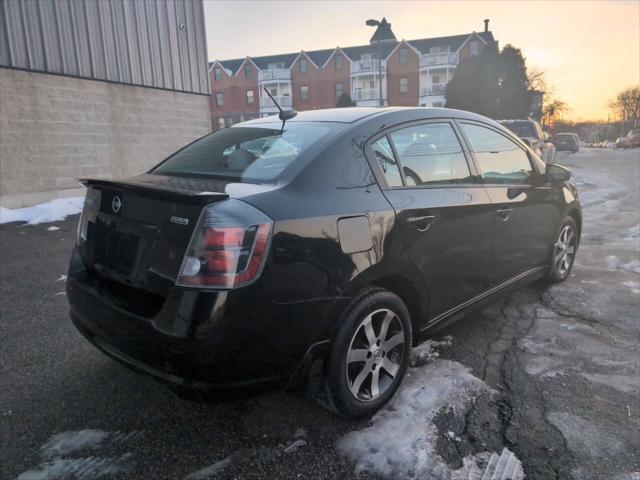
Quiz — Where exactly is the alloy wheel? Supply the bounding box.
[553,225,576,276]
[345,308,405,402]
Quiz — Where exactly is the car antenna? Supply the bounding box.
[263,87,297,134]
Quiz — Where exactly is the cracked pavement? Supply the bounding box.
[1,148,638,479]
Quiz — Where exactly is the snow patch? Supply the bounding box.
[0,197,84,225]
[47,226,60,231]
[336,359,511,479]
[183,457,232,480]
[17,429,139,480]
[41,430,109,458]
[17,454,133,480]
[622,281,640,294]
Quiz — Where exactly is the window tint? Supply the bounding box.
[371,136,403,187]
[390,123,472,185]
[461,123,533,185]
[153,123,333,183]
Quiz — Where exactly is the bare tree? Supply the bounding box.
[609,86,640,135]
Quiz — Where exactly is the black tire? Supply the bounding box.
[546,216,579,283]
[326,287,412,418]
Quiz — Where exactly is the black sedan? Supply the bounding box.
[67,107,581,417]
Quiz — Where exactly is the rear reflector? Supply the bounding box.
[176,199,272,289]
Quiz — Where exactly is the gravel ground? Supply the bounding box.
[1,148,638,480]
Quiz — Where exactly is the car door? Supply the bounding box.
[458,121,561,286]
[366,120,495,318]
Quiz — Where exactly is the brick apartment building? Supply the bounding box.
[209,18,496,129]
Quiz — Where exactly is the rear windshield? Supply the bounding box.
[555,134,574,139]
[152,123,332,182]
[502,122,537,140]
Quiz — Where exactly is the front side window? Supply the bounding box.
[399,77,408,93]
[215,92,223,107]
[371,136,403,187]
[334,55,342,70]
[153,123,334,183]
[398,47,408,65]
[335,82,343,98]
[214,68,222,82]
[299,58,307,73]
[390,123,472,185]
[246,90,254,104]
[300,85,309,100]
[461,123,533,185]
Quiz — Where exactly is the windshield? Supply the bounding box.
[152,123,332,182]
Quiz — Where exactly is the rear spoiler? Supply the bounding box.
[80,177,230,206]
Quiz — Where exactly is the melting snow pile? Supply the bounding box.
[336,341,524,480]
[0,197,84,225]
[17,429,138,480]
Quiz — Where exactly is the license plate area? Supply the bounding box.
[93,215,158,282]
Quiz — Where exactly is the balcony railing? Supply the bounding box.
[351,88,385,101]
[260,95,292,109]
[258,68,291,83]
[420,84,447,96]
[351,59,386,74]
[420,53,459,68]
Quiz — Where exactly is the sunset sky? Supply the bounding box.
[203,0,639,121]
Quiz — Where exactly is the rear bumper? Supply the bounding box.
[67,248,345,389]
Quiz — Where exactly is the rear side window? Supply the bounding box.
[152,123,332,183]
[389,123,472,185]
[461,123,533,185]
[371,137,403,187]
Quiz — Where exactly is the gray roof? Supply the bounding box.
[213,30,496,75]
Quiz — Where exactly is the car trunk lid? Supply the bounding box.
[79,174,230,293]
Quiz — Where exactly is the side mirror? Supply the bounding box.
[546,163,571,182]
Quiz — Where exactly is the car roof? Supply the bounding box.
[239,107,499,126]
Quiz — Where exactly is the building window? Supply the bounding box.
[399,77,408,93]
[399,48,407,65]
[335,55,342,70]
[300,85,309,100]
[215,92,223,106]
[246,90,254,104]
[432,74,441,84]
[217,118,225,129]
[299,58,307,73]
[244,63,252,78]
[470,40,479,56]
[214,68,222,82]
[335,82,343,98]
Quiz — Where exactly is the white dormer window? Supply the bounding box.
[470,40,479,56]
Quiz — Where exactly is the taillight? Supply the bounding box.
[77,187,101,245]
[177,199,273,289]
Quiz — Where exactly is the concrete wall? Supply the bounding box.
[0,68,211,208]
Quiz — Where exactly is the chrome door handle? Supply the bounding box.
[406,215,436,232]
[496,208,513,221]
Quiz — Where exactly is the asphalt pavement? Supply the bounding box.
[1,148,638,480]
